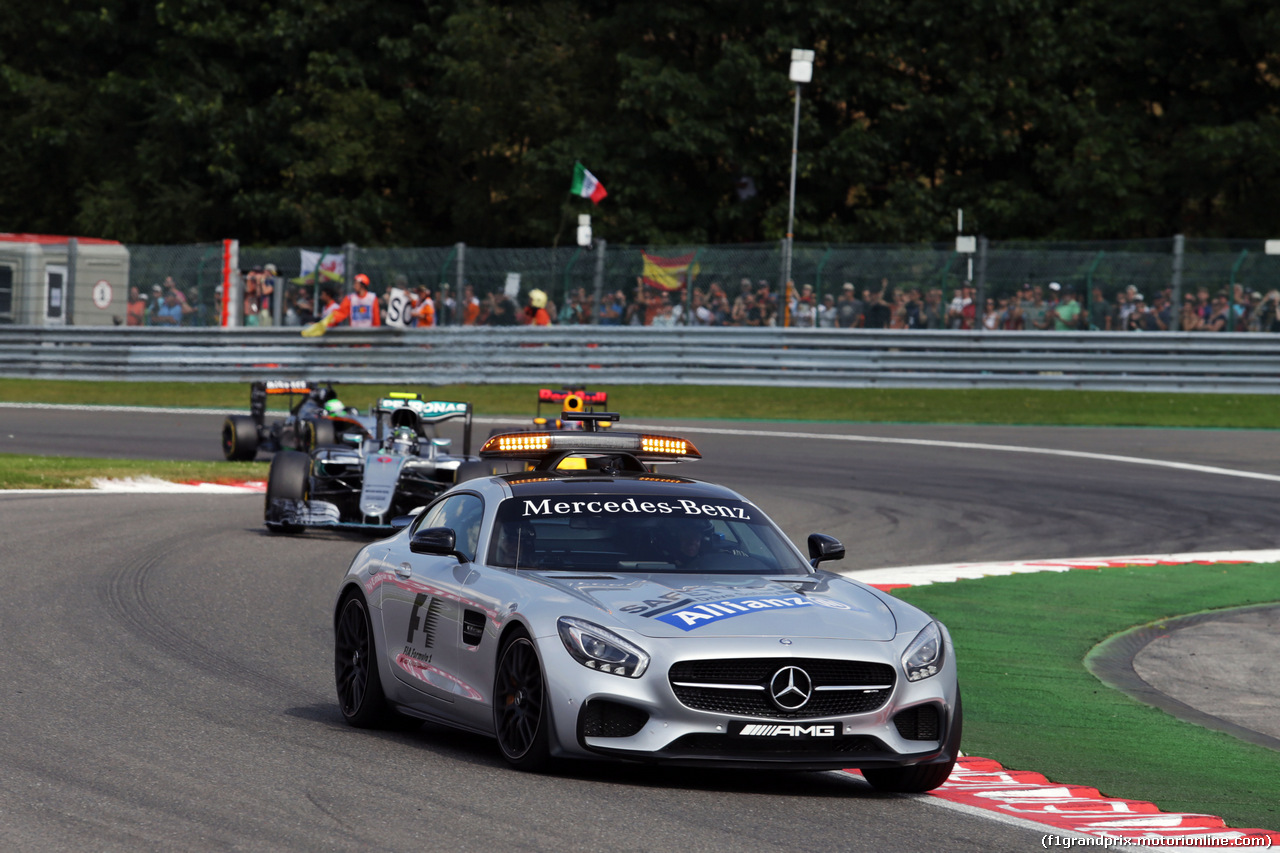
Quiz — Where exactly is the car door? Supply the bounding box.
[380,492,484,703]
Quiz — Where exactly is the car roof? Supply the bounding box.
[497,471,746,502]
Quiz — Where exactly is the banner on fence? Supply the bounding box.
[297,250,345,286]
[642,251,699,291]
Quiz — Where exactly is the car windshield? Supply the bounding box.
[487,494,808,575]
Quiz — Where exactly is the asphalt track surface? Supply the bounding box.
[2,408,1278,851]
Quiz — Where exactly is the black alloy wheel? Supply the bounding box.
[334,594,394,728]
[493,631,551,770]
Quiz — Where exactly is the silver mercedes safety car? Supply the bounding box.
[332,413,961,790]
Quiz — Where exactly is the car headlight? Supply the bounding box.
[902,622,944,682]
[557,617,650,679]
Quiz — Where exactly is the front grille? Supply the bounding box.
[893,704,941,741]
[664,733,886,756]
[668,658,895,718]
[579,700,649,738]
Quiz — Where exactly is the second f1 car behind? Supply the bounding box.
[265,394,478,533]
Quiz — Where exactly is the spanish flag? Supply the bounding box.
[641,251,699,291]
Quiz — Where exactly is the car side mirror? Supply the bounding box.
[807,533,846,567]
[409,526,468,562]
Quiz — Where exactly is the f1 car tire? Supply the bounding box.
[493,628,551,771]
[264,450,309,534]
[334,593,398,728]
[860,692,962,793]
[222,415,259,461]
[306,418,335,451]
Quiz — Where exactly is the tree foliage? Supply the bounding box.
[1,0,1278,247]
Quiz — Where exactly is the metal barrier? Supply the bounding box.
[2,325,1279,392]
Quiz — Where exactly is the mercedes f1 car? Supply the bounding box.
[264,395,478,533]
[332,411,961,789]
[222,380,371,461]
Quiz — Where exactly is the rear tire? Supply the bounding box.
[493,628,552,771]
[222,415,259,461]
[334,593,398,728]
[264,450,309,533]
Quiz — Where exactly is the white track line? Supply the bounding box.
[4,402,1276,485]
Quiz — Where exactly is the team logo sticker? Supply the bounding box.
[656,595,812,630]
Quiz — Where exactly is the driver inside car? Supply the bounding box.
[667,517,714,568]
[495,521,537,568]
[389,426,418,455]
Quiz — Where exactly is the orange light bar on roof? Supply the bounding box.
[486,433,551,453]
[640,435,692,456]
[480,430,700,460]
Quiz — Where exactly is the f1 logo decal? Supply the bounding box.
[406,593,439,648]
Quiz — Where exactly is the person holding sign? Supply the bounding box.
[302,274,380,336]
[411,286,435,327]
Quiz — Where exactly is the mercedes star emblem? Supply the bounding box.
[769,665,813,710]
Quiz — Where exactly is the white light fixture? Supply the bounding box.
[789,49,814,84]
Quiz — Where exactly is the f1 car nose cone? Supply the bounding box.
[769,665,813,711]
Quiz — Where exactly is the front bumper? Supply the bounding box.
[542,634,959,769]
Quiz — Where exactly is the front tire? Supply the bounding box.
[305,418,335,450]
[222,415,259,461]
[493,629,551,771]
[264,450,309,533]
[862,693,963,793]
[334,593,397,728]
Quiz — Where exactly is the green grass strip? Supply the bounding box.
[894,562,1280,829]
[5,378,1280,428]
[0,454,266,489]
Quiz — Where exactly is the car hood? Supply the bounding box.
[531,571,897,640]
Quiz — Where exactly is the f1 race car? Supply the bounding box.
[532,387,611,430]
[332,411,961,789]
[222,380,371,461]
[264,395,478,533]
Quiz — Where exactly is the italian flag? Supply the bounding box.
[571,161,608,204]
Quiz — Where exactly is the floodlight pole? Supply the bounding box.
[782,82,801,319]
[781,50,813,323]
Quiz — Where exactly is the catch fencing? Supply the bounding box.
[7,236,1280,330]
[3,325,1280,393]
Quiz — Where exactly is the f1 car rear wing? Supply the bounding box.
[480,412,699,473]
[249,379,333,426]
[535,387,610,429]
[375,395,474,455]
[537,388,607,407]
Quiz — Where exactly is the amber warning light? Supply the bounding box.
[480,431,700,460]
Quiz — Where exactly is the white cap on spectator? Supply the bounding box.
[1048,281,1061,292]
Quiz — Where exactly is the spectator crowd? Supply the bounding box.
[124,267,1280,334]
